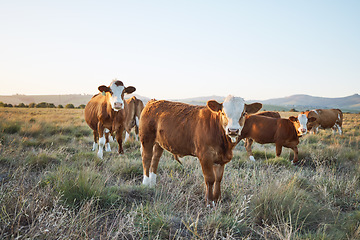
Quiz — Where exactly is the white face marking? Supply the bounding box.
[109,81,125,111]
[222,95,245,142]
[313,110,319,115]
[297,114,308,135]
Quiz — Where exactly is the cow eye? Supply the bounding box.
[242,112,246,117]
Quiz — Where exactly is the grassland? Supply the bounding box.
[0,108,359,239]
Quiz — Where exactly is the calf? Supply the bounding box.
[302,109,343,135]
[238,114,305,164]
[84,80,136,158]
[123,96,144,142]
[139,96,262,206]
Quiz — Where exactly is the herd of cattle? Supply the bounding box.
[84,80,344,205]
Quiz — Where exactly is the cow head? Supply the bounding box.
[98,80,136,111]
[296,113,309,135]
[305,111,318,132]
[207,95,262,143]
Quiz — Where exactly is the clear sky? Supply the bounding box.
[1,1,359,100]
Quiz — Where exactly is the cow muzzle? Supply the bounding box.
[113,102,123,110]
[227,128,240,143]
[299,127,307,135]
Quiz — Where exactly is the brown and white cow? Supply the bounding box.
[84,80,136,158]
[123,96,144,142]
[238,114,306,164]
[301,109,343,135]
[139,95,262,205]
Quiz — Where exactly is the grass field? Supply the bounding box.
[0,108,359,239]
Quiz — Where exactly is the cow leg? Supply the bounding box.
[135,116,140,141]
[245,138,255,161]
[115,126,125,154]
[147,143,164,187]
[105,128,111,152]
[141,141,154,186]
[338,125,343,135]
[97,123,105,159]
[291,146,299,164]
[92,130,98,151]
[275,143,283,157]
[213,164,224,202]
[200,160,215,207]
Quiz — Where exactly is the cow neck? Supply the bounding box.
[207,109,235,160]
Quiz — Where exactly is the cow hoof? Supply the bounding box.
[118,150,124,154]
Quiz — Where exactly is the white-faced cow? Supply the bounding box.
[123,96,144,142]
[84,80,136,158]
[238,114,306,164]
[301,109,343,135]
[139,95,262,206]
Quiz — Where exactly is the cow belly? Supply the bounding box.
[155,129,194,156]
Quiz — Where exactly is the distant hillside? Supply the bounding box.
[0,94,150,107]
[260,94,360,112]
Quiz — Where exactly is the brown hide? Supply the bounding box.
[255,111,281,118]
[304,109,343,134]
[139,99,261,205]
[239,115,301,163]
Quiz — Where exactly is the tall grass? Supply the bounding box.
[0,108,359,239]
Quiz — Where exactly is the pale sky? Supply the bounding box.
[1,1,359,100]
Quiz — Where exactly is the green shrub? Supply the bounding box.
[1,121,21,134]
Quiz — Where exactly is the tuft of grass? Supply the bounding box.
[1,121,21,134]
[26,152,60,170]
[264,156,291,166]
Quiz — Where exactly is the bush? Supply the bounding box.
[65,104,75,109]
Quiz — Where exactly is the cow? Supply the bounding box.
[238,114,307,164]
[301,109,343,135]
[123,96,144,142]
[139,95,262,206]
[84,80,136,158]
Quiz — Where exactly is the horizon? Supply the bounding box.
[1,1,360,100]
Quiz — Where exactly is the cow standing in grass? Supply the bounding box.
[139,96,262,206]
[84,80,136,158]
[301,109,343,135]
[238,113,307,164]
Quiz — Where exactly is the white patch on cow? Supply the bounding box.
[104,128,110,133]
[249,156,256,162]
[297,114,308,135]
[135,116,139,127]
[207,201,215,208]
[109,81,125,111]
[92,142,98,151]
[222,95,245,140]
[124,131,130,143]
[142,175,150,185]
[105,143,111,152]
[108,135,114,142]
[313,110,319,115]
[338,113,341,121]
[338,125,342,135]
[149,172,157,187]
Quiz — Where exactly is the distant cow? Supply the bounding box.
[123,96,144,142]
[301,109,343,135]
[84,80,136,158]
[139,96,262,205]
[238,114,306,164]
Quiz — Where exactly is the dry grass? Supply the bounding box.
[0,108,359,239]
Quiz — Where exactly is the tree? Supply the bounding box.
[58,105,64,108]
[36,102,48,108]
[0,102,5,107]
[78,104,86,109]
[29,103,36,108]
[65,103,75,109]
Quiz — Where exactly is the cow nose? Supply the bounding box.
[113,102,123,109]
[228,128,239,135]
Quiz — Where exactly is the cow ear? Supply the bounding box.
[98,85,110,93]
[207,100,222,112]
[245,102,262,114]
[125,86,136,94]
[289,116,298,122]
[308,117,317,122]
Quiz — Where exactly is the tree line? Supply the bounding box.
[0,101,86,109]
